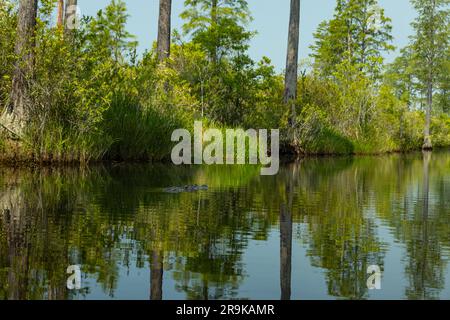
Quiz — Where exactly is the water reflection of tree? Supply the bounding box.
[90,165,261,299]
[370,152,450,300]
[150,250,163,300]
[280,164,296,300]
[0,165,256,299]
[291,158,386,300]
[0,169,71,299]
[403,152,446,299]
[136,187,253,300]
[1,153,450,300]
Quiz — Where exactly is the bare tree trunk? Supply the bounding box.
[284,0,301,127]
[423,0,436,151]
[1,0,38,137]
[57,0,64,27]
[64,0,78,30]
[157,0,172,63]
[423,77,433,150]
[210,0,218,63]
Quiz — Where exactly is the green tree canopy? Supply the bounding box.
[180,0,253,62]
[311,0,394,79]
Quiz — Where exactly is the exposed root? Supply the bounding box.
[422,136,433,151]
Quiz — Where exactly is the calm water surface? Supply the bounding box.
[1,151,450,300]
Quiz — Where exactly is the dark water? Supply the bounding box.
[1,151,450,300]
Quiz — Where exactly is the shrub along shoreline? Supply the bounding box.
[2,139,449,168]
[1,113,449,167]
[1,1,449,165]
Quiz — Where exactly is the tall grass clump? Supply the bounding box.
[101,94,189,161]
[24,122,113,163]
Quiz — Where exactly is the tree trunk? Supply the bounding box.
[284,0,301,129]
[64,0,78,30]
[210,0,218,63]
[423,79,433,150]
[57,0,64,27]
[1,0,38,136]
[157,0,172,63]
[422,0,436,151]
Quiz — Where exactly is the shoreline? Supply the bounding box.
[1,146,448,169]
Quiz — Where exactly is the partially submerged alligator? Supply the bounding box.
[164,185,209,193]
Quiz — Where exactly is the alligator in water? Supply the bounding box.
[164,185,209,193]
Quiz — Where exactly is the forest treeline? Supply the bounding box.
[0,0,449,163]
[1,153,450,299]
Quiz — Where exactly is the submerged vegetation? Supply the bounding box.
[0,0,449,164]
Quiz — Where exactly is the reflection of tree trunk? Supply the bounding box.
[419,151,431,299]
[422,152,430,220]
[48,284,67,300]
[0,174,30,300]
[280,204,292,300]
[150,250,164,300]
[1,170,71,300]
[203,278,209,300]
[280,165,296,300]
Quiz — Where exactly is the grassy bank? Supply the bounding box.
[1,1,449,165]
[2,107,450,166]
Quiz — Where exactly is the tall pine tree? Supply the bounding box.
[311,0,394,79]
[181,0,252,62]
[410,0,449,150]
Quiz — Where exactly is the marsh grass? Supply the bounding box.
[102,95,188,161]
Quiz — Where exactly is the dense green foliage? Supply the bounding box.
[0,0,449,163]
[311,0,395,79]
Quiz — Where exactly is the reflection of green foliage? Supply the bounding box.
[1,152,450,299]
[0,164,263,299]
[196,165,260,188]
[286,158,386,299]
[371,151,450,299]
